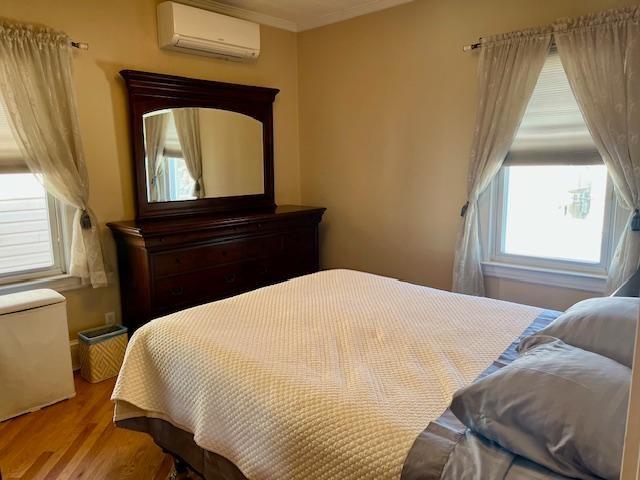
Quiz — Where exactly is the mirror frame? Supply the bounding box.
[120,70,279,220]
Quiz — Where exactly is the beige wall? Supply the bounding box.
[3,0,301,338]
[298,0,631,311]
[199,109,264,197]
[483,277,596,311]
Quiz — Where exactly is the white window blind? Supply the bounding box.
[163,112,182,158]
[0,100,27,173]
[0,173,60,278]
[0,102,63,281]
[506,50,601,166]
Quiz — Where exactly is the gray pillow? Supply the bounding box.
[519,296,639,368]
[451,338,630,480]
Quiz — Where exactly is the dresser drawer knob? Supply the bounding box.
[170,287,184,296]
[224,274,237,284]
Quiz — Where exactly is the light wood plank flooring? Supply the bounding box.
[0,375,172,480]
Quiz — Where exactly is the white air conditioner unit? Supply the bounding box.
[157,1,260,61]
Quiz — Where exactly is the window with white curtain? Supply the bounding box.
[0,100,66,285]
[161,112,196,202]
[481,49,618,289]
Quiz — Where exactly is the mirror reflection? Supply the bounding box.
[143,108,264,203]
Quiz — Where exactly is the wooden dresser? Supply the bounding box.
[112,72,325,331]
[108,206,325,331]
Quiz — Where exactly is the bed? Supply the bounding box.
[112,269,634,480]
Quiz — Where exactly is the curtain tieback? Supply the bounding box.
[80,209,92,229]
[632,209,640,232]
[460,201,470,217]
[194,181,201,192]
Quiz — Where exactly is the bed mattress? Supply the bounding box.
[112,269,543,480]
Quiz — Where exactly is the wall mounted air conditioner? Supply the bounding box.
[157,1,260,61]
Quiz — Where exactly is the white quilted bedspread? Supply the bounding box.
[112,270,541,480]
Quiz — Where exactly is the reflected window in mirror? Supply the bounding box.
[166,156,196,201]
[143,107,264,204]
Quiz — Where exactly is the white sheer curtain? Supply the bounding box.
[173,108,204,198]
[0,21,107,287]
[144,113,168,202]
[452,29,552,296]
[553,6,640,293]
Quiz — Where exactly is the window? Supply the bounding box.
[145,110,197,203]
[165,156,196,201]
[0,102,66,285]
[483,50,618,285]
[492,164,613,272]
[162,112,196,201]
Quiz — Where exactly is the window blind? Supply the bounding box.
[505,50,601,166]
[0,100,27,173]
[0,175,54,275]
[163,112,183,158]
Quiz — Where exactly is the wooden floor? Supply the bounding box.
[0,375,172,480]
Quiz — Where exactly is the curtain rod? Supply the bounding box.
[463,41,481,52]
[71,41,89,50]
[463,37,560,52]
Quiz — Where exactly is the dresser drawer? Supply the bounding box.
[153,251,315,313]
[153,262,252,312]
[152,235,284,277]
[283,227,316,254]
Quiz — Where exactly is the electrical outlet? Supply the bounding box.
[105,312,116,326]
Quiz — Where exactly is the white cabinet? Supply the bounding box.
[0,289,75,421]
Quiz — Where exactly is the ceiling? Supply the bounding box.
[185,0,414,32]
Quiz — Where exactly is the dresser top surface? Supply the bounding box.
[107,205,325,237]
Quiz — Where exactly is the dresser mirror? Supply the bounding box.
[143,107,264,203]
[121,70,279,220]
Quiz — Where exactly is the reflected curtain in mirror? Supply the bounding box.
[174,108,204,198]
[144,113,168,202]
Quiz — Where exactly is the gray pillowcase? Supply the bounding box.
[451,338,630,480]
[520,296,639,368]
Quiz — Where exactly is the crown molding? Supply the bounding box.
[175,0,415,33]
[179,0,299,32]
[297,0,414,31]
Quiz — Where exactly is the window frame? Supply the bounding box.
[488,165,617,277]
[166,156,183,201]
[0,185,68,287]
[163,155,197,202]
[479,166,624,294]
[0,96,76,291]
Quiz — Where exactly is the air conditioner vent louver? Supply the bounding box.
[157,1,260,61]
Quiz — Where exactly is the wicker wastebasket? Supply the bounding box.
[78,325,128,383]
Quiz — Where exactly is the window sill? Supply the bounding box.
[482,261,607,294]
[0,274,88,296]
